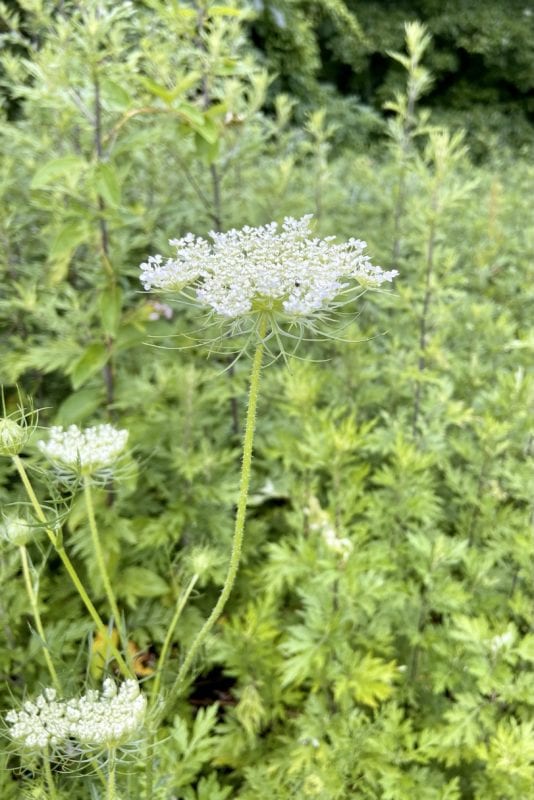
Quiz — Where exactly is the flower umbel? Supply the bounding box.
[140,215,397,322]
[6,679,146,753]
[37,424,128,480]
[6,687,68,750]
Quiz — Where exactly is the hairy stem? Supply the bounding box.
[168,317,267,702]
[43,749,57,800]
[12,455,131,678]
[107,747,116,800]
[19,544,61,692]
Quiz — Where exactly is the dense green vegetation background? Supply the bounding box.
[1,1,534,798]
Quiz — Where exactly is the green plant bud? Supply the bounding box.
[1,516,32,546]
[188,546,220,578]
[0,417,29,456]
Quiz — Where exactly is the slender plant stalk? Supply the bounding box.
[107,747,116,800]
[93,67,117,416]
[12,455,132,678]
[151,573,199,704]
[194,8,241,440]
[145,573,199,798]
[43,751,57,800]
[391,88,416,269]
[19,544,61,692]
[412,196,437,437]
[168,317,267,702]
[83,480,128,655]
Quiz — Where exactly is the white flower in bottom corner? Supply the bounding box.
[6,680,146,754]
[67,679,147,748]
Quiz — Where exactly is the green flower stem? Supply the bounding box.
[12,454,132,679]
[91,759,107,788]
[107,747,116,800]
[43,749,57,800]
[151,573,199,705]
[19,544,61,693]
[83,480,128,660]
[169,315,267,701]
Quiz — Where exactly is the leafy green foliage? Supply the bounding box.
[1,4,534,800]
[250,0,534,152]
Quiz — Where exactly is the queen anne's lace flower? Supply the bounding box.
[65,679,146,747]
[37,424,128,478]
[6,688,68,750]
[6,680,146,753]
[139,215,397,319]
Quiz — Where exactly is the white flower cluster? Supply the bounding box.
[140,216,397,319]
[37,424,128,476]
[6,680,146,752]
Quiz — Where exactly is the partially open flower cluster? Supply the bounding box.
[140,215,397,319]
[6,680,146,752]
[37,424,128,479]
[0,415,32,457]
[0,515,33,547]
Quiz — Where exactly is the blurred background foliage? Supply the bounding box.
[250,0,534,155]
[1,1,534,799]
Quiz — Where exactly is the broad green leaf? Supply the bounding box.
[31,155,86,190]
[204,101,228,119]
[117,567,169,604]
[115,324,147,352]
[194,131,220,164]
[101,78,131,109]
[48,254,72,285]
[69,342,109,390]
[48,221,89,260]
[99,285,123,336]
[140,77,176,105]
[210,5,242,15]
[55,387,104,425]
[176,101,206,128]
[193,116,219,144]
[94,162,121,207]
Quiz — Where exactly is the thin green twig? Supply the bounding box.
[19,544,61,692]
[12,454,132,678]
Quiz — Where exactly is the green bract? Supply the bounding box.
[0,417,29,456]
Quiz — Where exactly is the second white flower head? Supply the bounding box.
[6,679,146,752]
[38,424,128,477]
